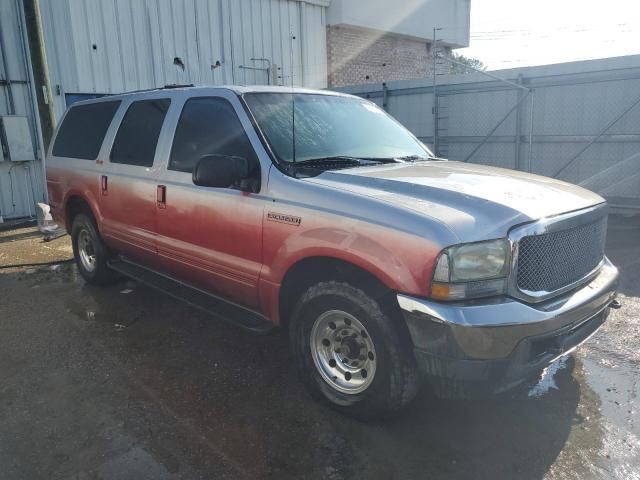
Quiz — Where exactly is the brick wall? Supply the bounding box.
[327,25,450,88]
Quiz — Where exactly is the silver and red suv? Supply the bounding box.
[46,86,619,417]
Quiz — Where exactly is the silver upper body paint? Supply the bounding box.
[302,161,604,244]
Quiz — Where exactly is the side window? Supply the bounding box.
[169,97,257,173]
[52,101,120,160]
[110,99,171,167]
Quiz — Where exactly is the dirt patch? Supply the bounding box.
[0,225,72,268]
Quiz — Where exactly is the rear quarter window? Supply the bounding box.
[52,101,121,160]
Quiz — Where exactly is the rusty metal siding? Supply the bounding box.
[0,0,45,220]
[39,0,328,120]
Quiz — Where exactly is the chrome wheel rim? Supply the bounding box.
[77,229,97,272]
[310,310,377,394]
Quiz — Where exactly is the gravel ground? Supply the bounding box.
[0,217,638,480]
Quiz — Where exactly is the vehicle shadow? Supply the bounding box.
[359,359,583,479]
[65,274,586,480]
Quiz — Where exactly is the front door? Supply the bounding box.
[154,93,264,309]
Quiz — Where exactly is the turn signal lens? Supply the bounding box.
[430,282,450,300]
[430,278,508,301]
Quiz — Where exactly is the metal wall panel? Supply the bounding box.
[39,0,328,120]
[0,0,45,220]
[300,1,326,88]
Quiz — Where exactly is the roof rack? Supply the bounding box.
[162,84,195,89]
[121,84,197,96]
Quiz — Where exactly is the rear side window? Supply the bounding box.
[110,99,171,167]
[52,101,120,160]
[169,97,256,173]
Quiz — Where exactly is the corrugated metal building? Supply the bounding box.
[0,0,330,220]
[40,0,330,120]
[0,0,45,220]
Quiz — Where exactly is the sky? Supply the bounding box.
[458,0,640,71]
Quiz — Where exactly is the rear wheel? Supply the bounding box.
[71,213,117,285]
[290,281,419,419]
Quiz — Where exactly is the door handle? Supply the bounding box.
[101,175,108,196]
[157,185,166,209]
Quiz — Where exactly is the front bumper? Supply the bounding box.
[397,259,619,397]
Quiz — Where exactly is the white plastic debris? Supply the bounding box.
[120,289,133,294]
[528,356,568,398]
[36,203,59,233]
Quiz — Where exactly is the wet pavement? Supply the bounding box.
[0,219,638,479]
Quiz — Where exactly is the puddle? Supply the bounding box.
[545,295,640,480]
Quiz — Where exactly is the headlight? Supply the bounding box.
[431,239,511,300]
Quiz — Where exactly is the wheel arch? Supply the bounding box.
[278,256,398,328]
[64,193,99,233]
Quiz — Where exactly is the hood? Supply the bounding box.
[305,161,605,242]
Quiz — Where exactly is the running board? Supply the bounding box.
[107,257,274,334]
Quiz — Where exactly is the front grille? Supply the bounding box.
[516,215,607,293]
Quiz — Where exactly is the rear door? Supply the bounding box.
[99,95,172,263]
[153,91,265,309]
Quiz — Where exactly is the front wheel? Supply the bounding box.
[290,281,419,419]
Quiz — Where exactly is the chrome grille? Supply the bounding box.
[516,215,607,294]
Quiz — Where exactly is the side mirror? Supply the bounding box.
[193,154,249,189]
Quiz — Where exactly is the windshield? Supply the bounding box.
[243,93,432,164]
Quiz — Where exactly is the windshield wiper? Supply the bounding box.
[394,155,444,162]
[292,156,399,169]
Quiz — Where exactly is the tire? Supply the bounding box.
[71,212,117,285]
[290,281,419,419]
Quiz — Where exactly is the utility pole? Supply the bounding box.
[432,27,442,156]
